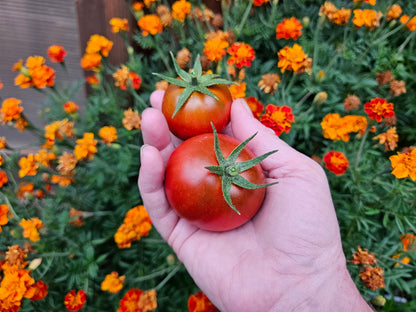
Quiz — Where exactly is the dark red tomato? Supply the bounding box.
[162,84,232,140]
[164,132,267,231]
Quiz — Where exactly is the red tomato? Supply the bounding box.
[164,132,267,231]
[162,84,232,140]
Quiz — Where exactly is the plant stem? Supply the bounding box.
[354,128,369,171]
[235,0,254,38]
[154,264,182,291]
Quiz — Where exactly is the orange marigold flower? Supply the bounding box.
[257,73,281,94]
[17,182,34,198]
[110,17,129,33]
[319,2,337,21]
[343,94,361,112]
[276,17,303,40]
[188,291,218,312]
[63,101,80,114]
[400,15,416,32]
[57,152,78,175]
[227,42,255,69]
[35,149,56,167]
[203,38,229,62]
[28,280,49,301]
[74,133,97,160]
[1,98,23,122]
[51,174,75,187]
[0,204,12,232]
[364,98,394,122]
[28,63,56,89]
[80,53,102,71]
[138,14,163,36]
[68,208,84,227]
[114,205,152,248]
[390,80,406,97]
[14,73,33,89]
[277,44,311,74]
[386,4,402,21]
[0,264,35,309]
[373,127,398,151]
[353,9,382,30]
[64,290,87,311]
[5,245,27,268]
[321,113,367,142]
[176,47,192,69]
[401,233,416,252]
[132,2,144,12]
[392,253,411,267]
[43,119,74,149]
[229,82,246,99]
[245,97,264,119]
[86,34,113,57]
[18,154,38,178]
[353,0,376,5]
[122,108,141,130]
[0,136,7,149]
[253,0,269,5]
[144,0,157,7]
[351,246,377,265]
[47,45,67,63]
[99,126,118,144]
[117,288,157,312]
[172,0,191,22]
[19,217,44,242]
[376,70,394,87]
[0,170,8,188]
[332,8,351,25]
[0,80,3,89]
[86,74,99,85]
[389,147,416,181]
[260,104,295,136]
[101,272,125,294]
[359,266,385,291]
[323,150,349,175]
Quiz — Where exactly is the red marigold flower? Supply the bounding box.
[245,97,264,119]
[323,150,349,175]
[364,98,394,122]
[188,291,218,312]
[227,42,255,69]
[63,101,80,114]
[260,104,295,136]
[64,290,87,311]
[86,74,99,85]
[47,45,67,63]
[117,288,157,312]
[276,17,303,40]
[28,280,49,301]
[401,233,416,252]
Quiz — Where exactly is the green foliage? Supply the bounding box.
[0,0,415,311]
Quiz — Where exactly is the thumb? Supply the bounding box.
[230,99,311,176]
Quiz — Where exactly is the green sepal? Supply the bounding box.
[152,51,235,118]
[205,123,278,215]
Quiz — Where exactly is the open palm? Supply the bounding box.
[138,91,370,312]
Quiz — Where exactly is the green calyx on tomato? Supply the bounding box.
[205,124,278,215]
[153,52,235,117]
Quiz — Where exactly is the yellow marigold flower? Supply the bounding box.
[0,170,8,188]
[386,4,402,21]
[203,38,229,62]
[258,73,281,94]
[19,217,44,242]
[1,98,23,122]
[51,174,75,187]
[99,126,118,144]
[277,44,311,73]
[122,108,141,130]
[138,14,163,36]
[353,9,382,30]
[74,132,98,160]
[229,82,246,99]
[275,17,303,40]
[333,8,351,25]
[373,127,399,151]
[86,34,113,57]
[63,101,80,114]
[400,15,416,31]
[101,272,125,293]
[114,205,152,248]
[392,254,411,267]
[389,147,416,180]
[172,0,191,22]
[353,0,376,5]
[359,266,385,291]
[34,149,56,167]
[18,154,38,178]
[0,136,7,149]
[47,45,67,63]
[81,53,102,71]
[227,42,255,69]
[0,204,12,233]
[109,17,129,33]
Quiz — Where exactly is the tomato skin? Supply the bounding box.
[164,133,266,231]
[162,83,232,140]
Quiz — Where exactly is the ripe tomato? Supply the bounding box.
[164,132,267,231]
[162,83,232,140]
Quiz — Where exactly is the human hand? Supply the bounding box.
[138,90,372,312]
